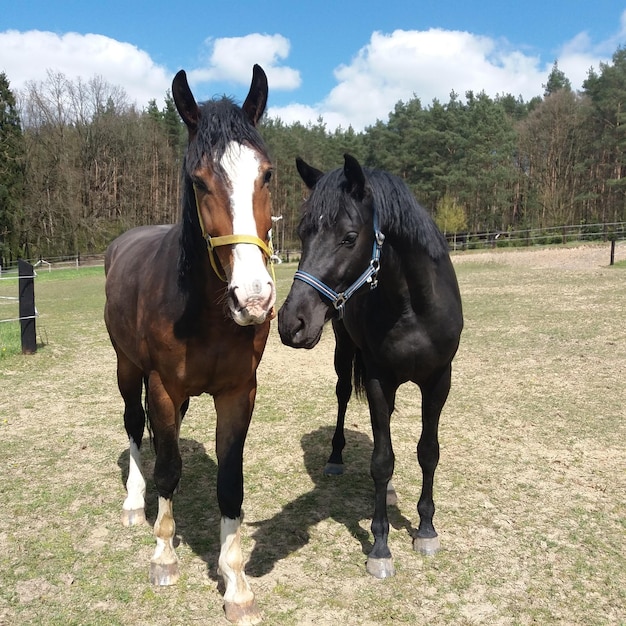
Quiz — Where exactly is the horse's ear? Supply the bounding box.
[343,153,366,200]
[296,157,324,189]
[242,64,268,127]
[172,70,200,133]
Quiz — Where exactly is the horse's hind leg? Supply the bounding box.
[115,351,147,527]
[147,371,182,586]
[325,321,354,476]
[413,364,452,556]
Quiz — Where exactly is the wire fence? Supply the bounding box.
[0,222,624,274]
[0,253,104,276]
[0,266,38,337]
[445,221,626,250]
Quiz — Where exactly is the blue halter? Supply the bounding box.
[293,212,385,319]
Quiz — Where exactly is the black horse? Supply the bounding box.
[278,154,463,578]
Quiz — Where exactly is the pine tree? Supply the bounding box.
[583,47,626,222]
[543,61,572,97]
[162,92,185,155]
[0,72,25,266]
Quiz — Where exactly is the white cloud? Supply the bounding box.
[0,21,620,131]
[555,9,626,88]
[188,33,301,90]
[0,30,170,107]
[270,24,617,131]
[0,30,299,112]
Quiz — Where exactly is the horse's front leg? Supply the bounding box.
[365,376,397,579]
[147,372,183,586]
[214,385,261,625]
[413,364,451,556]
[325,320,355,475]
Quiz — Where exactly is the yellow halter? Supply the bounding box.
[194,184,276,283]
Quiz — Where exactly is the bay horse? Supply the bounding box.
[104,65,274,624]
[278,154,463,578]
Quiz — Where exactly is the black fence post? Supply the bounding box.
[18,259,37,354]
[610,239,616,266]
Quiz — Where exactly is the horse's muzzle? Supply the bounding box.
[229,282,275,326]
[277,299,324,349]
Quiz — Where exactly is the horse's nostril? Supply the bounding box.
[294,316,306,336]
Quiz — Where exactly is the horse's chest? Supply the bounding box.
[347,312,431,379]
[162,322,267,397]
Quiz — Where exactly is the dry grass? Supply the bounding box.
[0,243,625,625]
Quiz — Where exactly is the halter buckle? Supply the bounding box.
[368,258,380,290]
[333,293,347,311]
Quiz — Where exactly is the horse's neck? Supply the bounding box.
[187,252,225,303]
[379,244,440,308]
[176,223,224,303]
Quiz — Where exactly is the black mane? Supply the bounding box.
[301,167,448,260]
[178,97,271,289]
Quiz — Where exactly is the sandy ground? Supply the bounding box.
[1,241,624,625]
[450,240,625,271]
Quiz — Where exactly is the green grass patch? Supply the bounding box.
[0,320,21,357]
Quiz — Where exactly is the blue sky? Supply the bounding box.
[2,0,625,130]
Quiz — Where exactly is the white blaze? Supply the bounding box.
[220,142,275,325]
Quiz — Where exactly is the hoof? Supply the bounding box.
[121,508,146,527]
[224,599,262,625]
[366,557,396,579]
[413,535,440,556]
[323,463,344,476]
[149,561,179,586]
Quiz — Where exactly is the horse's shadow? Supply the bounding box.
[117,437,222,575]
[246,426,415,577]
[116,426,415,582]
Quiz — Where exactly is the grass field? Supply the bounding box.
[0,278,21,358]
[0,244,624,625]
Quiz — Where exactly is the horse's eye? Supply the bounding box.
[193,178,210,194]
[263,170,272,185]
[341,232,358,246]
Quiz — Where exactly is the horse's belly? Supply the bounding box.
[361,316,458,384]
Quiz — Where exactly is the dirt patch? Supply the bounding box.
[451,240,625,270]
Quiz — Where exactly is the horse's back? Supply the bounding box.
[105,225,175,276]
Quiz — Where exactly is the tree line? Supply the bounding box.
[1,48,626,266]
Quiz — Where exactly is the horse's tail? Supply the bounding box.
[353,348,366,400]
